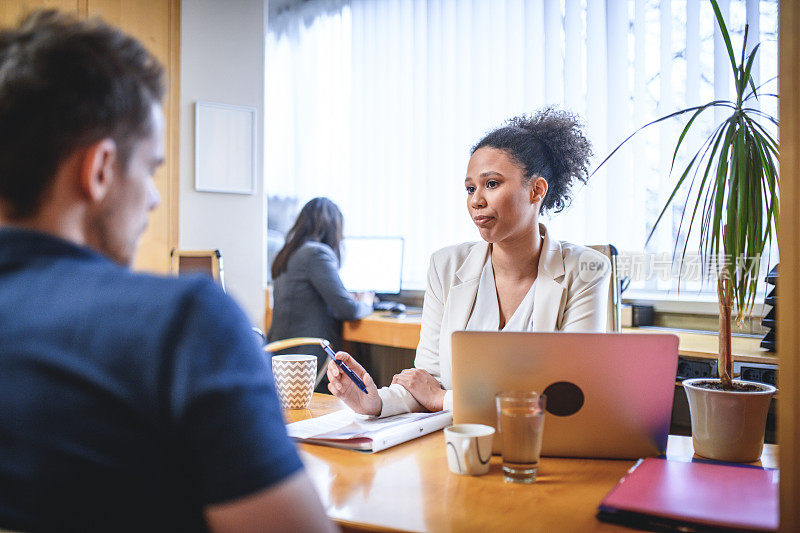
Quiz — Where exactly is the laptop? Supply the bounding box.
[451,331,679,459]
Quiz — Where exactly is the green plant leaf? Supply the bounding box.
[734,123,747,258]
[710,121,737,263]
[747,118,780,154]
[711,0,739,89]
[696,123,730,281]
[741,107,779,127]
[744,75,778,101]
[670,102,726,173]
[670,150,704,271]
[592,102,733,177]
[644,159,696,249]
[749,125,780,241]
[677,121,729,272]
[742,43,760,99]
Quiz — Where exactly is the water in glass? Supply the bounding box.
[496,392,546,483]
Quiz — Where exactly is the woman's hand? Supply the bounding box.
[351,291,377,306]
[327,351,382,416]
[391,368,446,412]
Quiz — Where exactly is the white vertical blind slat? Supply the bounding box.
[713,0,731,125]
[686,0,701,106]
[543,0,564,105]
[745,0,760,111]
[605,0,634,246]
[523,0,546,109]
[654,0,674,287]
[564,0,582,109]
[581,0,608,244]
[632,0,650,255]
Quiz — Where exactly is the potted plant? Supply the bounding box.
[597,0,778,462]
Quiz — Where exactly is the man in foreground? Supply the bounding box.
[0,10,333,532]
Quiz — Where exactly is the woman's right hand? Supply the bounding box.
[327,351,382,416]
[351,291,377,306]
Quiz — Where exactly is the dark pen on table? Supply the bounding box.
[320,340,369,394]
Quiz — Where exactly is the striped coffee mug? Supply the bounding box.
[272,354,317,409]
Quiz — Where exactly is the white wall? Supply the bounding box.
[180,0,268,326]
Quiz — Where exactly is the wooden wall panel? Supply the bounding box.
[778,2,800,530]
[86,0,180,273]
[0,0,79,26]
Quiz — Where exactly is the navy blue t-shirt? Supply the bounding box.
[0,228,303,532]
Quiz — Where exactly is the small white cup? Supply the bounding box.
[444,424,495,476]
[272,354,317,409]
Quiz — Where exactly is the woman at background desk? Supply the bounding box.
[329,108,611,416]
[268,197,373,391]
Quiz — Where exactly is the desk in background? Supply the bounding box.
[343,311,423,351]
[287,394,778,533]
[264,290,774,365]
[342,312,776,364]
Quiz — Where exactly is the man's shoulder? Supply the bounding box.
[74,262,233,334]
[96,262,221,305]
[89,267,255,370]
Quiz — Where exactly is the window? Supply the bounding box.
[265,0,778,297]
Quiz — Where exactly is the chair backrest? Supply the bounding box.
[588,244,622,332]
[170,249,225,291]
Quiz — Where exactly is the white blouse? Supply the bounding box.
[465,254,537,332]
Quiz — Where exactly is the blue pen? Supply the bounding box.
[320,340,369,394]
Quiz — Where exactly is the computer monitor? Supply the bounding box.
[339,237,404,294]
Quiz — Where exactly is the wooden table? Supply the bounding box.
[342,312,424,351]
[341,312,777,365]
[286,394,778,533]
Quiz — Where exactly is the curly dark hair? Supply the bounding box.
[471,107,592,214]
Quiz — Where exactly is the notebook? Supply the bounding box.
[286,409,453,453]
[451,331,679,458]
[598,458,779,531]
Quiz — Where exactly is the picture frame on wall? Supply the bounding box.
[194,101,257,195]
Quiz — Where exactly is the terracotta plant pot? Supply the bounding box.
[683,378,776,463]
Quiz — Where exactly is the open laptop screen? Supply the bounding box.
[339,237,404,295]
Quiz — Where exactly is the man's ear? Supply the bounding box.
[530,176,548,205]
[79,138,118,204]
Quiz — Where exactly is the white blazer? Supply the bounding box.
[377,224,611,417]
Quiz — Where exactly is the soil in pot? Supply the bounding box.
[688,380,766,392]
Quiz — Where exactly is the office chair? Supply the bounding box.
[264,337,330,388]
[170,249,225,291]
[588,244,622,332]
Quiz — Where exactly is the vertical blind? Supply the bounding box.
[265,0,778,293]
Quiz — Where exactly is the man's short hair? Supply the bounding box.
[0,10,165,218]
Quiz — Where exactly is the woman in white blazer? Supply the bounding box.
[328,108,611,417]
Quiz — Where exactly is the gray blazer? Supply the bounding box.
[267,242,372,374]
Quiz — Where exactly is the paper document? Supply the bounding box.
[287,409,453,452]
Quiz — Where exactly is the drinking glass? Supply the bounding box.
[496,391,546,483]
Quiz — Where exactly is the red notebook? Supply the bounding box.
[598,458,778,532]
